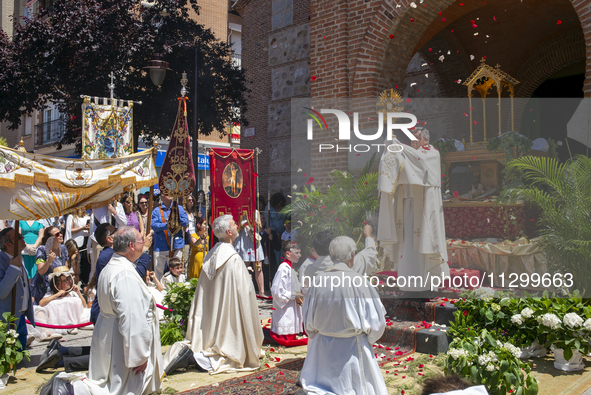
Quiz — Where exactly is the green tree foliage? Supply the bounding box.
[504,155,591,293]
[0,0,248,151]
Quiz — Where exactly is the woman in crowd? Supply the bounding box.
[64,210,90,285]
[188,218,208,279]
[184,194,197,269]
[121,192,144,234]
[234,213,265,296]
[64,239,81,285]
[38,266,88,334]
[196,190,207,219]
[20,219,46,279]
[137,193,150,234]
[144,270,165,320]
[32,226,69,304]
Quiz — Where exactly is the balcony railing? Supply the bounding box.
[35,118,65,147]
[231,53,241,69]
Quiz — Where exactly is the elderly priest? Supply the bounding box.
[300,236,387,394]
[377,127,450,292]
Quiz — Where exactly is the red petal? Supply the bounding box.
[389,34,394,39]
[557,20,562,25]
[270,307,276,310]
[406,98,411,103]
[280,371,284,375]
[311,76,317,82]
[308,177,315,183]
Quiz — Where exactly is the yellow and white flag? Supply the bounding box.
[0,146,157,220]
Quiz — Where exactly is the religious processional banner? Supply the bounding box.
[81,96,134,159]
[0,147,157,220]
[209,148,255,227]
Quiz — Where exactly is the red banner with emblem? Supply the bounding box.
[209,148,255,228]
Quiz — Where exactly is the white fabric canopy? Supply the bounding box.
[0,146,157,220]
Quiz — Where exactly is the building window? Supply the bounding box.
[272,0,292,30]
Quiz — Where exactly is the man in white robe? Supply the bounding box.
[163,214,264,375]
[302,225,377,294]
[77,226,163,395]
[377,127,450,292]
[300,236,387,395]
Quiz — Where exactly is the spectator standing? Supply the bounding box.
[121,192,144,234]
[137,194,150,234]
[20,220,46,279]
[64,210,90,284]
[151,194,189,281]
[0,227,35,350]
[188,218,208,279]
[31,226,69,305]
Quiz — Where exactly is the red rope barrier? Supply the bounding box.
[25,319,93,329]
[26,305,171,329]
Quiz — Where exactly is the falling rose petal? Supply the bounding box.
[472,156,476,159]
[410,18,415,22]
[265,363,271,368]
[389,34,394,39]
[308,176,315,183]
[472,23,478,28]
[417,89,420,92]
[425,73,428,78]
[410,82,417,87]
[474,121,477,125]
[256,376,262,379]
[439,55,445,62]
[323,36,326,39]
[270,307,276,310]
[557,20,562,25]
[453,191,459,197]
[463,112,468,117]
[303,173,307,177]
[406,98,411,103]
[470,55,475,60]
[442,18,446,22]
[428,48,432,52]
[410,1,417,7]
[276,357,281,361]
[451,29,454,32]
[311,76,317,82]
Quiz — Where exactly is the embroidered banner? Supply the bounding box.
[0,146,157,220]
[81,97,134,159]
[209,148,255,227]
[158,98,196,199]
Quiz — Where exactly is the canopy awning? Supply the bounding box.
[0,146,157,220]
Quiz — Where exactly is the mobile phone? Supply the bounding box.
[86,219,90,225]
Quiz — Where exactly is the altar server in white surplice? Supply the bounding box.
[300,236,387,395]
[83,226,163,395]
[377,127,449,292]
[269,242,306,346]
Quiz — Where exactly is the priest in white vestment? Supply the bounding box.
[377,127,449,292]
[80,226,163,395]
[163,214,264,375]
[302,225,377,295]
[300,236,387,395]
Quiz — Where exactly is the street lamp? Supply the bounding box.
[144,53,172,87]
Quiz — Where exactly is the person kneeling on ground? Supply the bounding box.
[299,236,387,394]
[162,214,264,375]
[269,241,306,346]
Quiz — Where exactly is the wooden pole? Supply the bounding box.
[147,141,158,233]
[468,94,473,143]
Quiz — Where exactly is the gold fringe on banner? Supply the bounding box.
[0,179,15,188]
[108,175,122,184]
[14,174,35,185]
[34,173,49,183]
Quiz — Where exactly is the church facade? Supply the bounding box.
[236,0,591,194]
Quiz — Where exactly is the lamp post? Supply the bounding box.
[145,50,200,202]
[144,53,172,87]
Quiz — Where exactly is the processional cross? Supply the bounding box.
[108,72,116,100]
